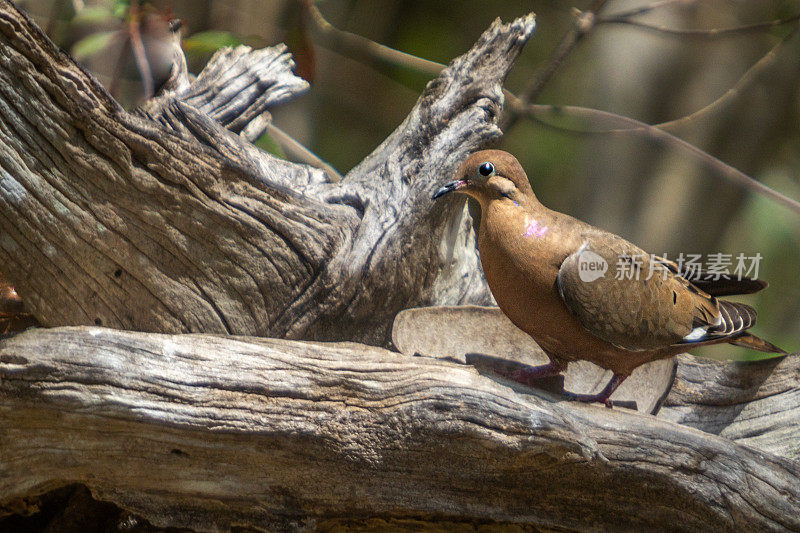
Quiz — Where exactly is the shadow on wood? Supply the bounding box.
[393,305,676,414]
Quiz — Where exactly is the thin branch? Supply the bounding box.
[605,0,693,20]
[515,26,798,134]
[599,13,800,39]
[128,0,155,100]
[656,25,798,131]
[519,2,608,102]
[300,2,799,215]
[266,123,343,183]
[523,104,800,215]
[305,2,443,77]
[502,0,610,130]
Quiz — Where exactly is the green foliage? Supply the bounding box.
[183,31,242,59]
[723,171,800,360]
[112,0,130,19]
[255,131,286,159]
[72,30,117,60]
[71,6,116,25]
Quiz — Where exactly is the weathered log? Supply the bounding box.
[0,0,532,344]
[1,327,798,532]
[660,353,800,461]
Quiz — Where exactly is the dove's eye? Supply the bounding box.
[478,162,495,177]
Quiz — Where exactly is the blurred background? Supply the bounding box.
[14,0,800,359]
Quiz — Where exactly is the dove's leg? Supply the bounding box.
[564,373,628,408]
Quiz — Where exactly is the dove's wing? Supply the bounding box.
[556,233,755,352]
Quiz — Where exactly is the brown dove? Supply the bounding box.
[433,149,785,406]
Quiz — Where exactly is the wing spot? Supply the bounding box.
[683,326,708,342]
[673,291,677,305]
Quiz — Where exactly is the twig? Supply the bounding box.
[523,104,800,215]
[265,123,343,183]
[128,0,155,100]
[502,0,610,130]
[516,25,798,134]
[305,2,443,77]
[605,0,692,20]
[656,25,798,131]
[598,13,800,39]
[299,1,800,214]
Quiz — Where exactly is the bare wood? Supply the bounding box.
[0,1,538,343]
[0,0,340,335]
[140,40,310,138]
[660,353,800,461]
[1,327,799,531]
[524,103,800,215]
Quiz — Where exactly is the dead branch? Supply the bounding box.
[0,0,536,343]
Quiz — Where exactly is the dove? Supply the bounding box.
[433,150,785,406]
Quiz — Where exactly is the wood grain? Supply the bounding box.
[392,305,676,414]
[660,353,800,461]
[1,327,798,532]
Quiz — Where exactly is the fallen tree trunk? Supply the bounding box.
[1,327,799,532]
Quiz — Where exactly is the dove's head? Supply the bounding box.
[432,150,535,207]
